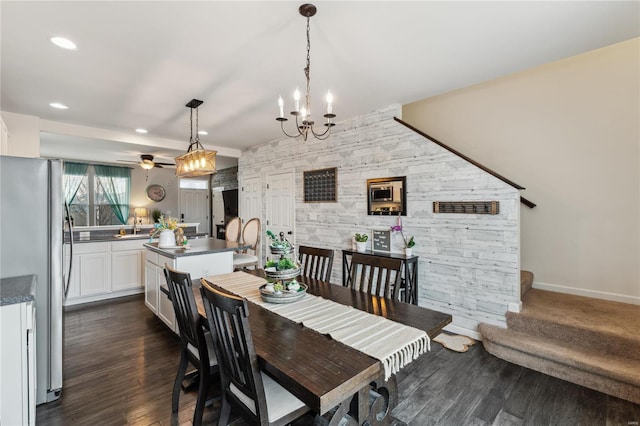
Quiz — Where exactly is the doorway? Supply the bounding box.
[266,171,295,255]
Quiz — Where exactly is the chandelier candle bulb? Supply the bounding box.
[326,91,333,114]
[278,96,284,118]
[294,88,300,112]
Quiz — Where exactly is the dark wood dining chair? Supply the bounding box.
[298,245,334,282]
[164,264,219,426]
[200,283,310,426]
[348,253,403,300]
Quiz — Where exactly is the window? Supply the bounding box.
[64,164,131,226]
[179,178,208,190]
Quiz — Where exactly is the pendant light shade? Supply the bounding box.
[175,99,217,178]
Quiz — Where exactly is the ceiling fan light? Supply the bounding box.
[140,160,154,170]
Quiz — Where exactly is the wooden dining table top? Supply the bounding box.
[196,271,452,415]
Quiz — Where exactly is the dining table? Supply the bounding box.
[192,270,452,425]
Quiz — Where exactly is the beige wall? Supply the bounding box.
[403,38,639,303]
[129,166,180,224]
[0,111,40,157]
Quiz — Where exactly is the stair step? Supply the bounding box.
[520,270,533,298]
[479,323,640,404]
[508,289,640,361]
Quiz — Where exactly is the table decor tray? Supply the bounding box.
[259,283,307,304]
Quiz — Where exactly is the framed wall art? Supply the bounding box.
[303,167,337,203]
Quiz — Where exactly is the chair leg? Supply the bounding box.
[217,394,232,426]
[172,349,189,413]
[192,369,210,426]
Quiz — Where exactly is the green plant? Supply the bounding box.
[405,236,415,248]
[354,233,368,243]
[151,209,162,223]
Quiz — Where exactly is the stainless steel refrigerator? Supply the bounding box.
[0,156,69,404]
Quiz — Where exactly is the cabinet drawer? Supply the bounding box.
[74,242,109,255]
[158,254,174,270]
[145,250,159,266]
[111,239,146,251]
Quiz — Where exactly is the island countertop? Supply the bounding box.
[144,238,251,258]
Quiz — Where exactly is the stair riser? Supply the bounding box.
[482,339,640,405]
[506,313,640,362]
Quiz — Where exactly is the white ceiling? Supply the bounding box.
[1,1,638,168]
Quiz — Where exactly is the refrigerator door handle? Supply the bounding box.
[64,201,73,298]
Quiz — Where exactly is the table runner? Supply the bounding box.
[204,271,430,380]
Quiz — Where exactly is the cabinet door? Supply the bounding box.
[157,268,177,333]
[144,262,158,314]
[112,250,143,292]
[79,252,110,296]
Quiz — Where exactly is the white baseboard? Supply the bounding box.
[532,281,640,305]
[443,323,483,341]
[64,288,144,307]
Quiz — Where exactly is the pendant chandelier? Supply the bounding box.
[175,99,217,178]
[276,3,335,141]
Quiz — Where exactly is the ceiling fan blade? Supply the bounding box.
[154,161,175,166]
[154,164,164,168]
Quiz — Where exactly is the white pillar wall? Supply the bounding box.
[239,105,520,334]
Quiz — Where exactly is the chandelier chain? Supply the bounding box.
[305,15,311,117]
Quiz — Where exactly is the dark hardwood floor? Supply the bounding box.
[37,295,640,425]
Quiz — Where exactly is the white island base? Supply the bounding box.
[144,238,248,333]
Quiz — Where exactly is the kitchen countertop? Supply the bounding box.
[66,233,209,244]
[0,275,36,306]
[144,238,251,258]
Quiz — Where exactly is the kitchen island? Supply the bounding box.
[143,238,251,332]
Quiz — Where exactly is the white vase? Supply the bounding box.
[356,241,367,252]
[404,247,413,257]
[158,229,175,248]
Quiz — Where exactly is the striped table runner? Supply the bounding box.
[203,271,430,380]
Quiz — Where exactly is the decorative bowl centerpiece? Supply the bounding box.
[259,281,307,304]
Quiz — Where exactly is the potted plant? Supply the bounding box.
[151,209,162,223]
[151,215,184,247]
[390,217,416,256]
[354,233,368,252]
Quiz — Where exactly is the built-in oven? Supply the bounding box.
[371,186,393,202]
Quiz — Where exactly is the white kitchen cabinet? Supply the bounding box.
[64,239,146,306]
[111,240,144,292]
[0,301,36,426]
[145,252,177,332]
[144,261,158,314]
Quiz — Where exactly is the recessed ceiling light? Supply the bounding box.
[50,37,77,50]
[135,128,148,134]
[49,102,69,110]
[198,130,208,136]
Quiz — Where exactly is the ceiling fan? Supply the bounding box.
[119,154,175,170]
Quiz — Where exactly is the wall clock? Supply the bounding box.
[146,184,166,202]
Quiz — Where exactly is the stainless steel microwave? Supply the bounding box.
[371,187,393,201]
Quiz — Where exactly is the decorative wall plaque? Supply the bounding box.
[303,167,337,203]
[433,201,500,215]
[372,229,392,252]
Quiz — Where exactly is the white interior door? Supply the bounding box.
[266,171,295,251]
[240,177,262,223]
[180,188,209,236]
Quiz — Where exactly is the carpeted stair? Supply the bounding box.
[479,271,640,404]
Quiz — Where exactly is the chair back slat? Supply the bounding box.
[348,253,403,300]
[164,265,210,361]
[200,283,268,424]
[298,245,334,282]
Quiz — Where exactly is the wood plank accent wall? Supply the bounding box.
[239,105,520,332]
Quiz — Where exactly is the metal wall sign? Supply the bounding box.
[433,201,499,215]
